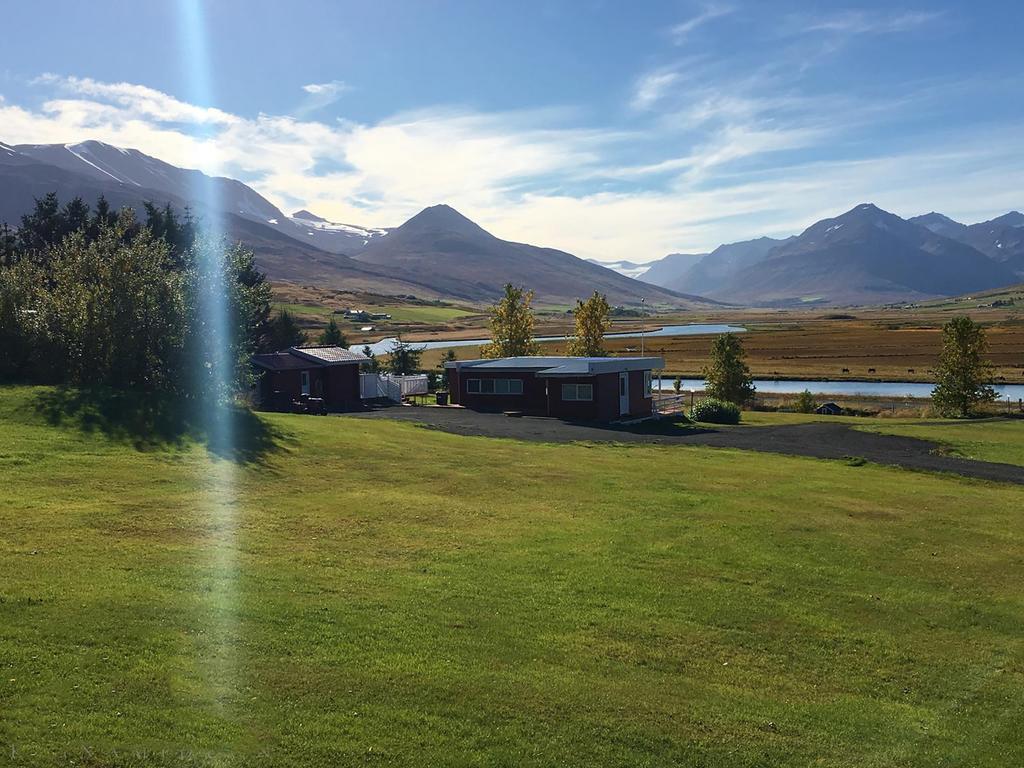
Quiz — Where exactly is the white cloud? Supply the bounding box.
[301,80,349,96]
[800,10,943,36]
[669,4,734,43]
[631,70,680,111]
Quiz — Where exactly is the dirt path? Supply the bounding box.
[346,407,1024,485]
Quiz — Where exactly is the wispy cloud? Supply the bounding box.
[301,80,349,97]
[669,3,733,43]
[800,9,944,36]
[630,69,680,111]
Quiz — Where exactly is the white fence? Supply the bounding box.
[360,374,429,403]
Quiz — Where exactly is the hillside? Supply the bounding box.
[636,252,708,288]
[353,204,707,306]
[711,204,1018,305]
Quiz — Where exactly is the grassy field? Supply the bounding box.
[2,386,1024,766]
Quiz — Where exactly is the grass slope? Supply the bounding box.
[859,419,1024,467]
[2,387,1023,766]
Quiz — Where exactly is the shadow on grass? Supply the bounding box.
[35,387,287,465]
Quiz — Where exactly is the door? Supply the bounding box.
[619,371,629,415]
[301,370,310,396]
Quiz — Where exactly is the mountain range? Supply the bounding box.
[635,206,1023,305]
[0,139,698,307]
[2,138,1021,307]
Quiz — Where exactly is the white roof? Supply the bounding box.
[446,356,664,377]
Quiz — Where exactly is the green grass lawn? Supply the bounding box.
[2,386,1024,766]
[272,302,478,325]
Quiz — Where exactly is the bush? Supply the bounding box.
[795,389,816,413]
[690,397,741,424]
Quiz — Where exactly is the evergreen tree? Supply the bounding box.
[265,310,307,351]
[387,336,423,375]
[0,223,16,267]
[438,348,457,369]
[481,283,539,358]
[703,333,755,405]
[566,291,610,357]
[319,317,348,346]
[932,316,996,418]
[361,345,381,373]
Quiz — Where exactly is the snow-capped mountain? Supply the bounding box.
[289,209,389,250]
[11,141,379,255]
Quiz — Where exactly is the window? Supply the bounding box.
[301,370,310,395]
[644,371,652,397]
[561,383,593,401]
[466,378,523,395]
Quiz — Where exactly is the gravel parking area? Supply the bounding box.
[346,406,1024,485]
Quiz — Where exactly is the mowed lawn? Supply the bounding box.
[2,387,1024,766]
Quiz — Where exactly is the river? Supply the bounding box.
[656,378,1024,400]
[355,323,747,356]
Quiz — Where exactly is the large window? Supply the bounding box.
[561,383,593,401]
[466,378,524,395]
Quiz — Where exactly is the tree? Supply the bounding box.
[438,348,458,370]
[703,333,755,405]
[387,336,422,375]
[795,389,816,413]
[361,345,381,373]
[265,310,307,352]
[566,291,610,357]
[481,283,539,358]
[931,316,996,418]
[319,317,348,346]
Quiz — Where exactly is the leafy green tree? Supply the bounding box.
[319,317,348,346]
[481,283,539,358]
[795,389,816,413]
[932,316,997,418]
[703,333,755,405]
[387,336,423,375]
[673,376,682,394]
[265,310,307,352]
[567,291,610,357]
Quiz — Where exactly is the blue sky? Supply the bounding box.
[2,0,1022,262]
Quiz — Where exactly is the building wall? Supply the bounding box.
[628,369,653,417]
[449,365,654,421]
[256,365,361,411]
[451,370,548,413]
[546,373,617,420]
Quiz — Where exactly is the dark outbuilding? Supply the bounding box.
[814,402,843,416]
[252,346,370,412]
[445,356,664,421]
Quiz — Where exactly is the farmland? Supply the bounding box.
[2,386,1024,766]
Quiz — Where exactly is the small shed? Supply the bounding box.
[445,356,664,421]
[815,402,843,416]
[252,346,370,412]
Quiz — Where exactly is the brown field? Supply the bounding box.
[416,318,1024,383]
[272,281,1024,383]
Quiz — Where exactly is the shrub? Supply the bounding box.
[795,389,816,413]
[690,397,741,424]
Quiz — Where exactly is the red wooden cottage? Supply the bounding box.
[444,356,664,421]
[252,346,370,412]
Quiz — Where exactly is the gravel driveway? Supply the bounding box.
[345,406,1024,485]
